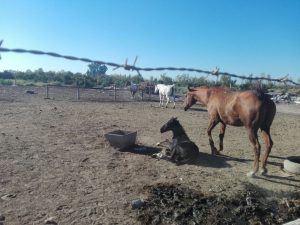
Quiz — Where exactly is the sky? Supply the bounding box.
[0,0,300,81]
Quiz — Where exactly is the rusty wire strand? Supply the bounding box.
[0,46,299,86]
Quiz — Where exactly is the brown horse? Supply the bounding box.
[184,86,276,177]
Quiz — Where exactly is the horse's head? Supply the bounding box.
[160,117,180,133]
[183,87,197,111]
[184,86,211,110]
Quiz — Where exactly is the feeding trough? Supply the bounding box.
[105,130,137,150]
[283,156,300,175]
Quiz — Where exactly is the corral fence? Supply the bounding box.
[44,84,160,102]
[0,83,183,103]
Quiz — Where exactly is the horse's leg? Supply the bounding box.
[153,140,172,159]
[156,139,171,147]
[246,127,261,178]
[172,95,175,109]
[219,122,226,151]
[165,96,170,108]
[159,93,162,107]
[260,128,273,175]
[207,119,219,155]
[168,144,180,163]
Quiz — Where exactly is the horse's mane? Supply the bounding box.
[189,85,231,92]
[171,118,188,134]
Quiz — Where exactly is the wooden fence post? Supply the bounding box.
[45,85,49,99]
[141,90,144,101]
[114,84,117,101]
[148,86,151,101]
[77,86,80,100]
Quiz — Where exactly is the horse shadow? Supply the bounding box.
[186,107,207,112]
[255,172,300,188]
[122,144,161,155]
[125,144,253,169]
[187,152,251,168]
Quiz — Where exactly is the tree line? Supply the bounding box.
[0,62,293,94]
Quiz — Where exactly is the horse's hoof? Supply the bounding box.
[247,171,257,178]
[260,168,268,176]
[211,148,220,155]
[215,150,221,155]
[156,142,161,146]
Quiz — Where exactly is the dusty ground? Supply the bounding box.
[0,86,299,225]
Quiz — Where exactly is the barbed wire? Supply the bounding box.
[0,44,299,86]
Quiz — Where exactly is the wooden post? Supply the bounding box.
[148,86,151,101]
[114,84,117,101]
[45,85,49,99]
[141,90,144,101]
[77,86,80,100]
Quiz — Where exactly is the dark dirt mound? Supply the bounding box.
[136,184,300,225]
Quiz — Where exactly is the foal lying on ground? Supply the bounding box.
[155,117,199,164]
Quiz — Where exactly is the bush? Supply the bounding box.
[0,79,13,85]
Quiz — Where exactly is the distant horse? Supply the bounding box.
[184,86,276,177]
[156,117,199,164]
[130,82,139,99]
[154,84,176,108]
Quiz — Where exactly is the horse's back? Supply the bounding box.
[235,90,276,127]
[157,84,175,96]
[209,89,275,127]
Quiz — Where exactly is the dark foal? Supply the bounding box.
[157,117,199,164]
[184,86,276,177]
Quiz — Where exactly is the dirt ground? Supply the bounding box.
[0,86,299,225]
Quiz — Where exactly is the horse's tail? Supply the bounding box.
[251,85,272,101]
[171,85,175,101]
[259,94,276,131]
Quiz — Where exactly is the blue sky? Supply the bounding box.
[1,0,300,81]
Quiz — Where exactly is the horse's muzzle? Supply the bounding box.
[160,127,166,133]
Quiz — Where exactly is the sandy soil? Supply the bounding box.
[0,86,299,225]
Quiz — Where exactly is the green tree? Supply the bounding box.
[131,74,144,84]
[87,63,108,76]
[159,73,173,84]
[176,74,190,86]
[0,70,14,79]
[219,75,237,88]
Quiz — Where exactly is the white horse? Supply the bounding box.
[154,84,176,108]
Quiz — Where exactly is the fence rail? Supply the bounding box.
[44,84,156,102]
[0,43,299,86]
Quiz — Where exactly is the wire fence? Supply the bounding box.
[44,84,157,102]
[0,84,160,103]
[0,42,299,86]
